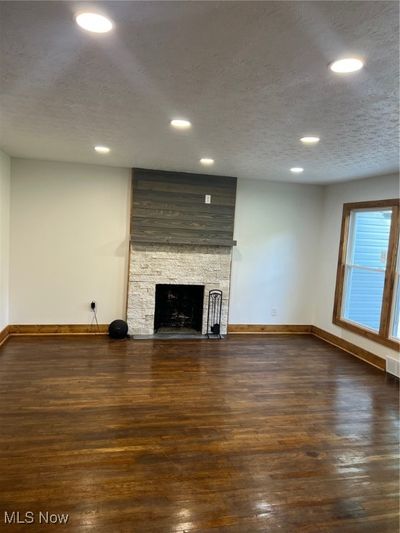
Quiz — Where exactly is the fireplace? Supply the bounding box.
[154,284,204,333]
[127,243,232,336]
[127,169,236,336]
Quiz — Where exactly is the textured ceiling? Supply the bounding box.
[0,1,398,184]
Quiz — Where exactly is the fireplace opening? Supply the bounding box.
[154,284,204,333]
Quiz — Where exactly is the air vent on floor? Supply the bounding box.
[386,356,400,378]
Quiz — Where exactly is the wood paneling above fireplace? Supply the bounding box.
[131,168,237,246]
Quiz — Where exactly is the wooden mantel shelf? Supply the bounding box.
[131,235,237,247]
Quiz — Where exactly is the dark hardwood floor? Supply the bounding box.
[0,334,398,532]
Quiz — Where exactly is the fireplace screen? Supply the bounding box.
[154,284,205,332]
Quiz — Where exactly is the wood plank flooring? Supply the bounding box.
[0,334,398,532]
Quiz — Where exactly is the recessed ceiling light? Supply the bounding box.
[170,119,191,129]
[200,158,214,166]
[330,57,364,73]
[300,136,320,144]
[94,145,110,154]
[76,13,113,33]
[290,167,304,173]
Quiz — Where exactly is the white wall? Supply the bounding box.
[229,179,323,324]
[10,159,131,324]
[8,156,399,363]
[8,163,325,327]
[314,173,399,361]
[0,150,11,331]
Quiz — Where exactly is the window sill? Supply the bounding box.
[333,317,400,351]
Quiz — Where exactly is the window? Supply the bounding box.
[391,240,400,340]
[333,199,400,350]
[342,209,391,331]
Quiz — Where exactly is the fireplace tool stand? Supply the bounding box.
[206,289,223,339]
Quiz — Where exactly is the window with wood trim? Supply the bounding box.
[391,237,400,340]
[333,199,400,350]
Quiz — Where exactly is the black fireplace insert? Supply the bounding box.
[154,284,204,332]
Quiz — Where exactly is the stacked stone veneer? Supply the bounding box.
[127,244,232,335]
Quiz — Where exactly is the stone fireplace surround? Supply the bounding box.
[127,243,232,336]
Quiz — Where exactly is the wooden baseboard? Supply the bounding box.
[228,324,312,334]
[0,325,10,346]
[311,326,386,371]
[227,323,386,372]
[1,323,386,372]
[8,324,108,336]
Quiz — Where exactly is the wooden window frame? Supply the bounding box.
[333,198,400,351]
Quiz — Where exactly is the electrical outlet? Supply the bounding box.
[90,301,96,310]
[271,308,277,317]
[205,194,211,204]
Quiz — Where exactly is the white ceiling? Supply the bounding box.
[0,1,398,184]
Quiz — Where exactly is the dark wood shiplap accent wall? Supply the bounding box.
[131,168,237,246]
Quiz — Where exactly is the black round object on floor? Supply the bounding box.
[108,319,128,339]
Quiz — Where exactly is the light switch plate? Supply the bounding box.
[205,194,211,204]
